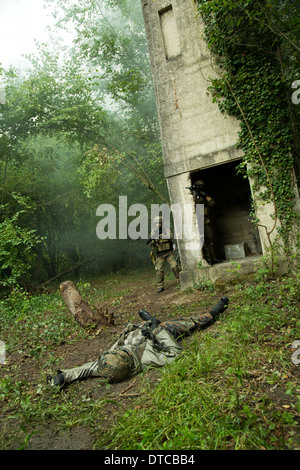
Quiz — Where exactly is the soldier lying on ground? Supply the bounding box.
[47,296,229,387]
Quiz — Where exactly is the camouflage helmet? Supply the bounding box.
[98,349,135,383]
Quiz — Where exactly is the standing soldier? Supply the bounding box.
[149,216,180,293]
[192,179,218,265]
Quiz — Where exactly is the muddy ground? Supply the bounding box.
[1,269,299,450]
[3,271,222,450]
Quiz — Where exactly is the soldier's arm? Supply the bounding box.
[206,196,215,207]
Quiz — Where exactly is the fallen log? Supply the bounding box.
[60,280,114,330]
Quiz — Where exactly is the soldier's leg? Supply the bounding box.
[202,241,211,264]
[48,349,136,387]
[167,252,180,282]
[204,223,216,263]
[155,256,165,291]
[160,296,229,339]
[159,313,214,339]
[60,360,101,384]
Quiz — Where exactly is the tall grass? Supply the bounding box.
[94,274,300,450]
[0,270,299,450]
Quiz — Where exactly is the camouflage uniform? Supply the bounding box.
[56,321,182,385]
[150,223,179,292]
[193,182,217,265]
[49,297,229,386]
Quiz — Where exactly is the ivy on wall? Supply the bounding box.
[196,0,300,253]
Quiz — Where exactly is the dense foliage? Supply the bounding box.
[0,0,166,289]
[196,0,300,253]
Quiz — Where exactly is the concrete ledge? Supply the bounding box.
[179,255,262,289]
[179,255,292,289]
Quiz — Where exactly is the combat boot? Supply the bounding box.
[209,296,229,321]
[138,309,161,327]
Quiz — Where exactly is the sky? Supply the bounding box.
[0,0,55,69]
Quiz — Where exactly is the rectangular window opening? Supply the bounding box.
[159,5,181,60]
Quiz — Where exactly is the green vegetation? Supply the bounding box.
[0,0,299,452]
[94,272,300,450]
[0,267,299,450]
[0,0,166,290]
[0,287,87,358]
[196,0,300,254]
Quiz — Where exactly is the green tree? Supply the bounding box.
[0,55,110,285]
[0,4,167,288]
[45,0,167,202]
[0,0,169,288]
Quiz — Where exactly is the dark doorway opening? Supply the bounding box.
[191,160,262,261]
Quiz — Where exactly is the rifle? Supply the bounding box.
[186,184,207,200]
[143,227,161,245]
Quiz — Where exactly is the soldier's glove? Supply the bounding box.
[141,324,153,339]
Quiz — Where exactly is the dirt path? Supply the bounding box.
[3,270,225,450]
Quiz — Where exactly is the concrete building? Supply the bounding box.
[140,0,299,287]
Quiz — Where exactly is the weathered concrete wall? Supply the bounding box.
[141,0,299,287]
[141,0,246,284]
[141,0,242,177]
